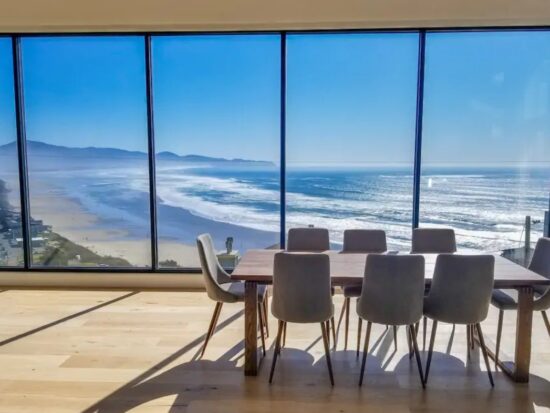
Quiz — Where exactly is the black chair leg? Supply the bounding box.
[321,322,335,386]
[495,310,504,371]
[200,302,223,358]
[423,315,427,351]
[406,325,413,359]
[269,320,284,383]
[358,321,372,386]
[424,319,438,385]
[476,323,495,387]
[410,324,425,388]
[357,317,362,358]
[393,325,398,352]
[542,311,550,337]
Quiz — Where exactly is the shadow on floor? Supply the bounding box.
[0,291,139,347]
[81,318,550,413]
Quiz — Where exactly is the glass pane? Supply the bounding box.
[0,38,24,266]
[22,37,152,268]
[421,31,550,258]
[153,35,280,269]
[286,33,419,250]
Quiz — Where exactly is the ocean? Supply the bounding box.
[19,156,550,262]
[155,164,549,252]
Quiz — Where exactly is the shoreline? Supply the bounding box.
[29,182,279,267]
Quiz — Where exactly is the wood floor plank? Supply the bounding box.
[0,290,549,412]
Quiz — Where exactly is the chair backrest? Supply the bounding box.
[411,228,457,253]
[426,254,494,324]
[287,227,330,252]
[343,229,387,253]
[530,237,550,279]
[271,252,333,323]
[529,237,550,310]
[196,233,233,302]
[357,254,425,326]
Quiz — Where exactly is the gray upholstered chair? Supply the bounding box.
[411,227,457,349]
[269,252,335,385]
[287,227,330,252]
[356,254,425,387]
[411,228,457,254]
[197,233,268,358]
[284,227,336,346]
[491,237,550,370]
[424,254,495,386]
[338,229,387,355]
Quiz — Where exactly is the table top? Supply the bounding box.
[231,249,550,289]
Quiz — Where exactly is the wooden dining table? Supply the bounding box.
[231,249,550,383]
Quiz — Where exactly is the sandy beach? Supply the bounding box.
[28,178,277,268]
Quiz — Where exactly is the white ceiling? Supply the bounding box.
[0,0,549,33]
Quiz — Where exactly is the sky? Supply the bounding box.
[0,32,549,166]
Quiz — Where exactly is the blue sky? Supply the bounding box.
[0,39,16,147]
[0,32,549,166]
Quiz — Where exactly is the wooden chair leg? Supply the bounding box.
[257,303,266,356]
[263,293,270,338]
[542,311,550,337]
[406,325,412,359]
[359,321,372,386]
[344,297,350,350]
[330,317,337,349]
[321,322,335,386]
[357,317,362,358]
[393,325,398,352]
[337,296,346,332]
[476,323,495,387]
[410,324,425,388]
[466,324,471,361]
[282,321,287,347]
[495,310,504,371]
[269,320,284,383]
[200,302,223,358]
[424,319,438,385]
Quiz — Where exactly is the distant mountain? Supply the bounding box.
[0,140,274,166]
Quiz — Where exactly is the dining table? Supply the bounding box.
[230,249,550,383]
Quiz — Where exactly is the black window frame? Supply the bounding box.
[0,26,547,273]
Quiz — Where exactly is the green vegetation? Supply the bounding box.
[39,232,131,267]
[159,259,180,268]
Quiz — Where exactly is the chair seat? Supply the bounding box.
[491,288,544,311]
[221,281,267,302]
[343,284,362,298]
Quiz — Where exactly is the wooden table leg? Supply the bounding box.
[476,286,534,383]
[244,281,259,376]
[513,286,534,383]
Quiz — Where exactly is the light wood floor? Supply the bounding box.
[0,289,549,413]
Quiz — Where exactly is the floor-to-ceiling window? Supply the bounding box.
[21,36,152,267]
[421,31,550,253]
[152,35,281,269]
[0,29,548,272]
[286,33,419,250]
[0,38,24,267]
